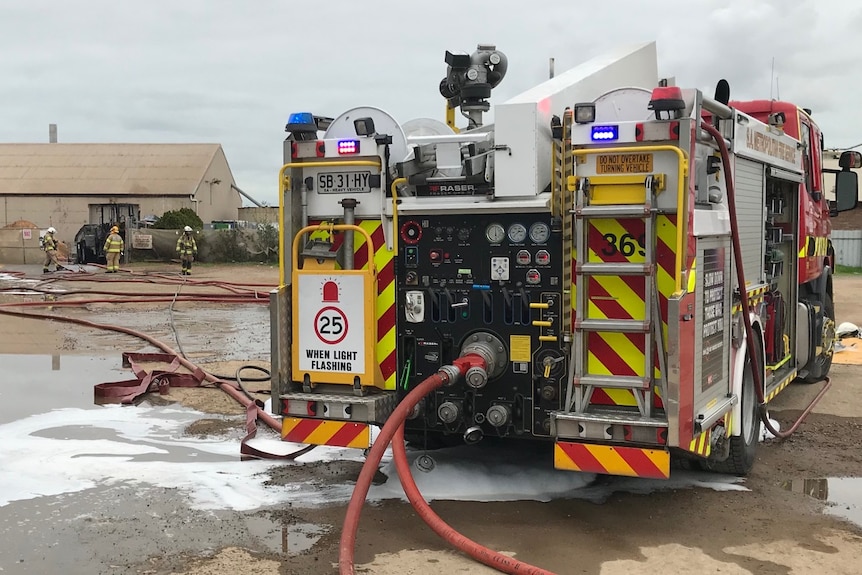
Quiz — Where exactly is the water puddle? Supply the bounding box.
[781,477,862,527]
[81,306,271,362]
[0,354,129,423]
[244,515,330,555]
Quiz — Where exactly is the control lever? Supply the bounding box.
[518,286,531,324]
[500,286,512,307]
[542,355,565,378]
[444,288,455,306]
[451,298,469,308]
[501,286,514,324]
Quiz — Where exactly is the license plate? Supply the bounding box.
[316,171,373,194]
[596,153,654,174]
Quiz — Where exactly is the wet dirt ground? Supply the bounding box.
[1,263,862,574]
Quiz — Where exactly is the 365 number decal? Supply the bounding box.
[601,233,647,257]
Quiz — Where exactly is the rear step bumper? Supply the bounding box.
[282,416,372,449]
[554,441,670,479]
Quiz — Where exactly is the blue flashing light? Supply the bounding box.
[591,125,619,142]
[337,139,360,155]
[288,112,315,125]
[285,112,318,133]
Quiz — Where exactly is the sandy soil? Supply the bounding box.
[2,264,862,575]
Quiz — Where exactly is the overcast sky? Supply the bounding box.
[2,0,859,207]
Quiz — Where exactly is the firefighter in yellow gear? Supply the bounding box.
[42,227,65,273]
[103,226,124,273]
[176,226,198,275]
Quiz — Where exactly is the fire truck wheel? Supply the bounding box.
[802,292,835,384]
[706,336,761,476]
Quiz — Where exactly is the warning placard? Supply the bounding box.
[132,233,153,250]
[297,274,365,374]
[596,153,654,174]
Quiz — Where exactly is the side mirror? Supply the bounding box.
[834,170,858,212]
[839,151,862,169]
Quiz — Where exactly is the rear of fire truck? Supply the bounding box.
[269,42,860,479]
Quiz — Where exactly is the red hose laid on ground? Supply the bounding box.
[0,287,266,299]
[74,265,276,289]
[0,296,267,307]
[701,121,832,438]
[338,357,556,575]
[391,425,557,575]
[339,369,452,575]
[39,275,270,296]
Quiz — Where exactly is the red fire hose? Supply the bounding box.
[338,355,557,575]
[391,425,556,575]
[701,121,832,438]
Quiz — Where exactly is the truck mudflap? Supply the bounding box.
[282,416,372,449]
[554,441,670,479]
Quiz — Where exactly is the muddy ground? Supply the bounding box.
[1,262,862,574]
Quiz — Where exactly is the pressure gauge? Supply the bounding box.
[507,223,527,243]
[529,222,551,244]
[485,223,505,243]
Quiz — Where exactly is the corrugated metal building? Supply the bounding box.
[0,143,242,241]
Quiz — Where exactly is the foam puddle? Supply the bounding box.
[0,360,747,514]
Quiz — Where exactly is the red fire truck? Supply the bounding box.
[269,42,860,480]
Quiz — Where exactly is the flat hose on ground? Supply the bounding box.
[0,306,309,459]
[701,121,832,437]
[338,360,557,575]
[391,425,556,575]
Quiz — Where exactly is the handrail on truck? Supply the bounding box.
[278,160,384,287]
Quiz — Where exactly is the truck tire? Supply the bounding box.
[706,338,761,476]
[802,293,835,384]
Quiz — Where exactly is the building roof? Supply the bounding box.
[0,143,223,196]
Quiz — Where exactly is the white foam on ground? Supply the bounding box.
[760,417,781,441]
[0,404,365,511]
[369,444,747,504]
[0,403,747,512]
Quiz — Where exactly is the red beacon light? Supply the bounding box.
[648,86,686,120]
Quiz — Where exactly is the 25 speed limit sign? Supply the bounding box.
[314,306,348,345]
[296,274,367,375]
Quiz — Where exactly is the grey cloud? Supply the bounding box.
[2,0,861,204]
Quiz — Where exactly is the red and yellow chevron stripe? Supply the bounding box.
[282,417,371,449]
[309,219,397,391]
[688,428,712,457]
[731,285,768,314]
[573,215,677,408]
[352,220,397,391]
[554,441,670,479]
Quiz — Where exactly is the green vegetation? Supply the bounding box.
[250,223,279,263]
[153,208,204,230]
[835,264,862,275]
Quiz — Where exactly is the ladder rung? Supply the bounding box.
[571,205,652,219]
[575,319,650,333]
[577,262,653,276]
[575,375,651,390]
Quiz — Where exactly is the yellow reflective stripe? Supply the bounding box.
[687,258,697,293]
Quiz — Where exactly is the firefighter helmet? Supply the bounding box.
[110,226,119,233]
[47,227,56,234]
[184,226,193,232]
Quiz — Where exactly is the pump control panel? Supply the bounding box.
[396,213,567,440]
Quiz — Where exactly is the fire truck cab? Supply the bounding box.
[270,42,860,479]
